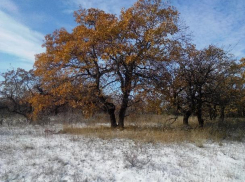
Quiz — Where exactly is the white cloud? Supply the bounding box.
[63,0,245,58]
[174,0,245,58]
[0,11,44,63]
[0,0,19,13]
[63,0,134,15]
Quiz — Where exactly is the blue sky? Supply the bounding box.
[0,0,245,73]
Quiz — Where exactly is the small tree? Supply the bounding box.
[168,45,234,127]
[207,62,239,123]
[0,68,35,119]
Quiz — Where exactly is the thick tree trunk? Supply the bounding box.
[108,107,117,128]
[118,106,127,128]
[117,66,132,129]
[183,110,191,125]
[118,100,128,128]
[55,107,58,115]
[105,103,117,128]
[197,108,204,127]
[196,99,204,127]
[99,96,117,128]
[118,95,129,129]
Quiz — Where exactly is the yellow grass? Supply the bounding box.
[61,114,245,144]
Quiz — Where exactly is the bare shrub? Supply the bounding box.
[23,145,35,151]
[44,129,56,137]
[0,113,29,126]
[123,143,152,168]
[69,135,81,142]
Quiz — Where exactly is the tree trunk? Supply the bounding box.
[118,106,127,128]
[196,103,204,127]
[183,110,191,125]
[219,106,225,124]
[196,87,204,127]
[209,106,212,120]
[55,107,58,115]
[118,94,129,129]
[197,109,204,127]
[108,107,117,128]
[99,96,117,128]
[197,114,204,127]
[208,105,215,120]
[208,105,217,120]
[213,105,217,120]
[118,100,128,128]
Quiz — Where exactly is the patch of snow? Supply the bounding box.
[0,126,244,182]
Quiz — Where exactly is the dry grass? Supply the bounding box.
[61,114,245,144]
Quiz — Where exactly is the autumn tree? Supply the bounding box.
[168,45,234,127]
[207,61,239,123]
[228,58,245,117]
[33,0,186,128]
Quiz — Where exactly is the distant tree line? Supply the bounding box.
[1,0,245,128]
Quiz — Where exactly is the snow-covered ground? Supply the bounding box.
[0,125,244,182]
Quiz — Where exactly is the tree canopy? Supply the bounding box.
[1,0,244,128]
[32,0,187,128]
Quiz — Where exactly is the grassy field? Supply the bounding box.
[61,114,245,144]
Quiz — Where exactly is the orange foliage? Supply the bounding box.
[32,0,186,127]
